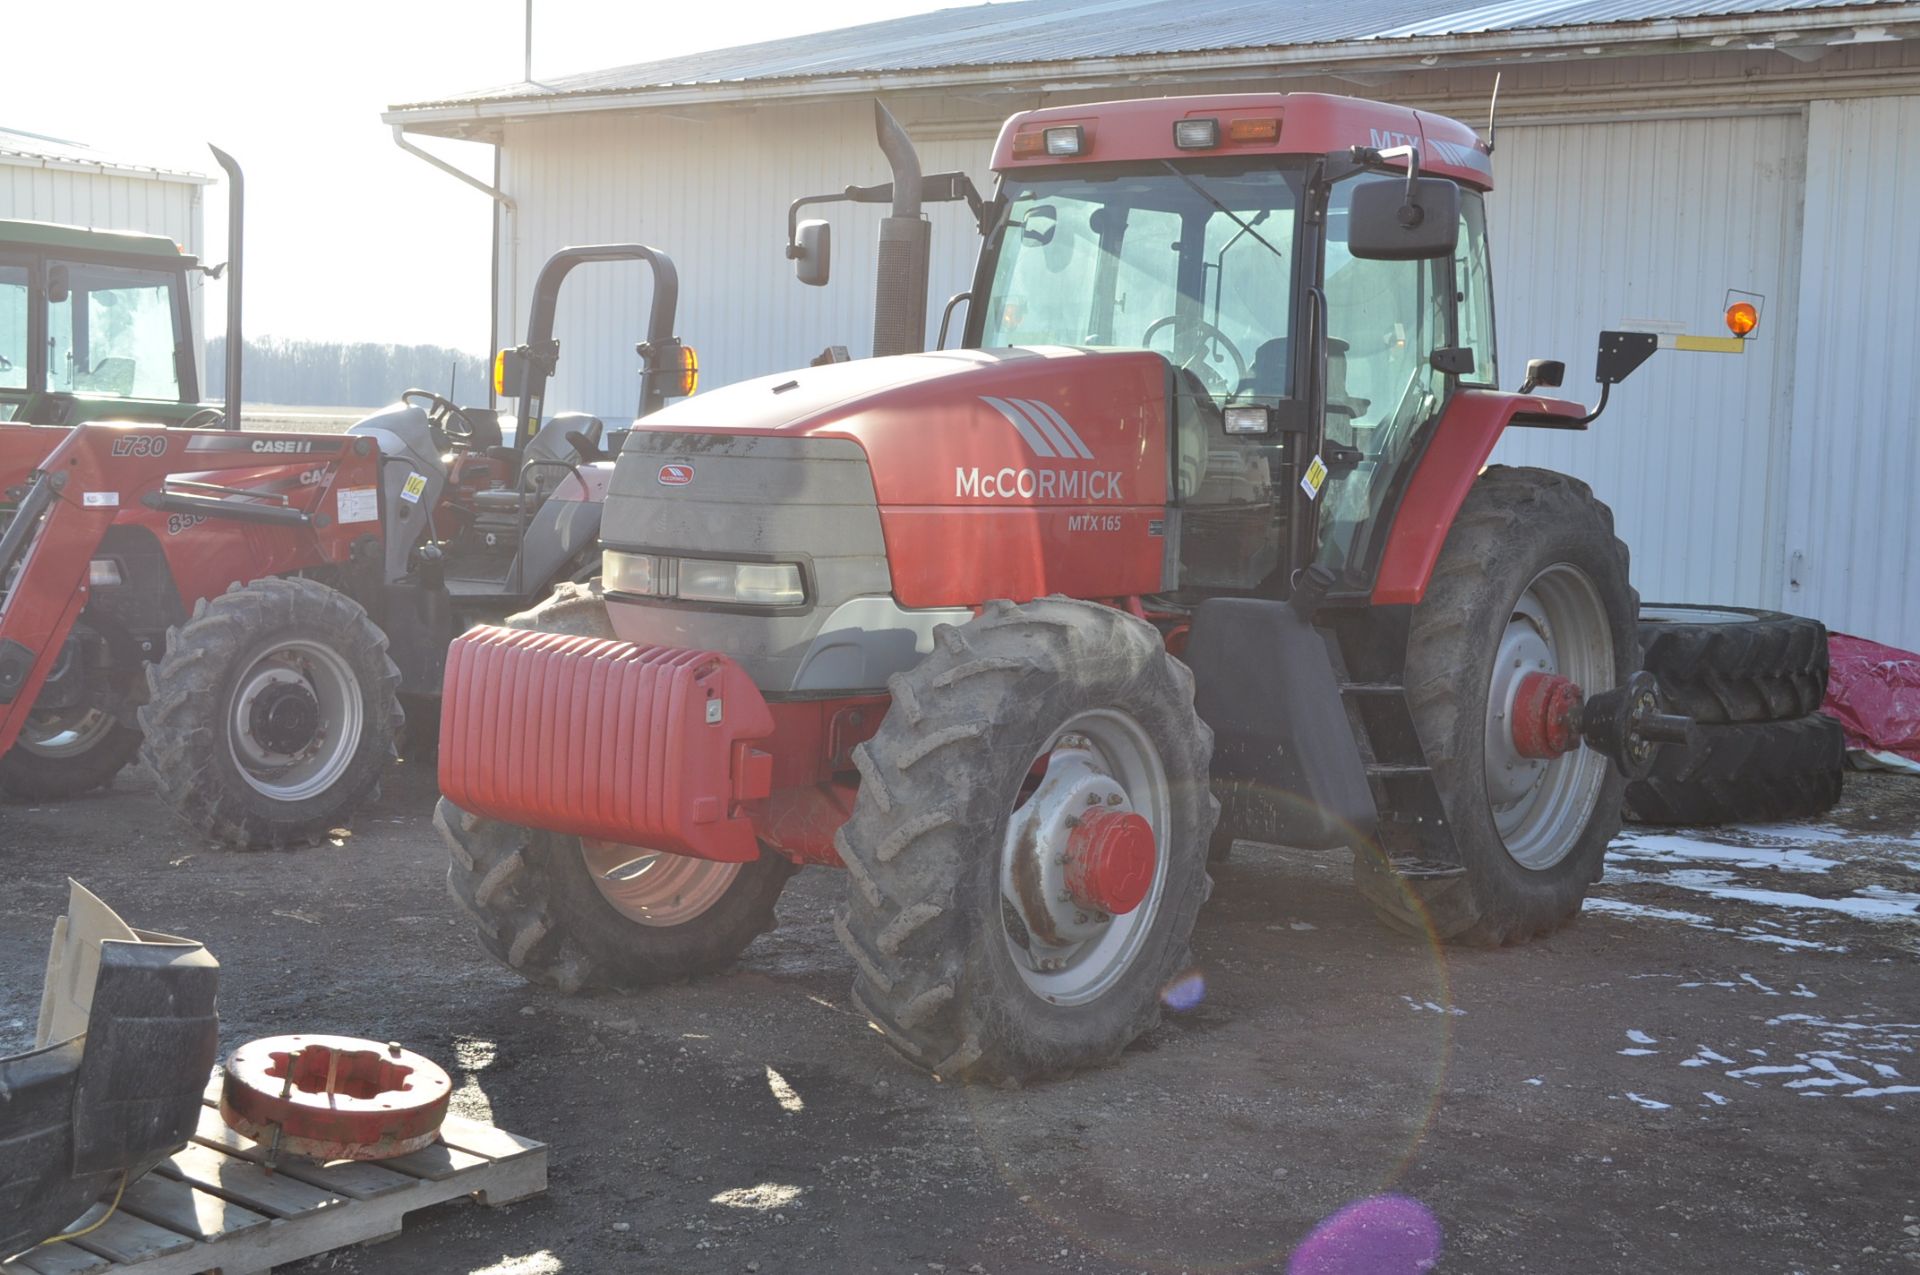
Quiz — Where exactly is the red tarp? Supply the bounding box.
[1824,633,1920,765]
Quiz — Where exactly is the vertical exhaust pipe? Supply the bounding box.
[871,102,931,359]
[209,146,244,429]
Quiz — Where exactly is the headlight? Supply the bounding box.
[603,550,805,608]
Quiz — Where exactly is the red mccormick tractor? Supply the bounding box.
[1,149,692,842]
[436,94,1693,1083]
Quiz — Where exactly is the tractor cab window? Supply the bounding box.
[977,164,1301,400]
[0,263,27,396]
[45,261,183,401]
[1315,174,1451,580]
[1456,190,1498,388]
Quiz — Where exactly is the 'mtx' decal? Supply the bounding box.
[957,396,1123,501]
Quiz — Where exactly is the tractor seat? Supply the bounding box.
[469,412,604,517]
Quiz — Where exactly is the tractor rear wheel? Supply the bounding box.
[0,707,142,800]
[138,577,402,848]
[1355,467,1637,945]
[835,597,1216,1085]
[438,576,795,990]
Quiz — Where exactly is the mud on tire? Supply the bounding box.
[835,596,1217,1085]
[137,576,402,849]
[439,576,795,991]
[1355,467,1637,946]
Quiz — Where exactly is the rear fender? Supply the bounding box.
[1370,389,1589,606]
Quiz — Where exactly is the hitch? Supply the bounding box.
[1510,669,1693,780]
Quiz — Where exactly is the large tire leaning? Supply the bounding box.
[137,576,402,848]
[1624,713,1844,825]
[1638,604,1828,724]
[835,596,1216,1085]
[1355,467,1637,945]
[439,577,796,992]
[0,712,142,799]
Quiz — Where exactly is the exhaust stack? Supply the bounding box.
[870,103,931,359]
[209,146,244,429]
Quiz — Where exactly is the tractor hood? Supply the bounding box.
[621,345,1171,512]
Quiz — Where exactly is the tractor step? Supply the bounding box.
[1365,762,1432,777]
[1339,681,1408,696]
[1385,855,1467,880]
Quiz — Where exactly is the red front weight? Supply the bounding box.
[221,1034,451,1161]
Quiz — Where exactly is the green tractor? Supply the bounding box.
[2,149,243,430]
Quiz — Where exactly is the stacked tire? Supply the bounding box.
[1626,605,1844,825]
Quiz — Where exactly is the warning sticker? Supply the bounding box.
[399,473,428,505]
[82,491,119,507]
[336,486,379,524]
[1300,454,1328,501]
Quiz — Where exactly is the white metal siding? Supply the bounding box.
[1486,112,1805,614]
[498,101,990,422]
[1781,96,1920,650]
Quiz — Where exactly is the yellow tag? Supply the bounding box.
[400,473,428,504]
[1300,453,1328,500]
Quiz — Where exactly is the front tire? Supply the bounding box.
[1355,467,1637,945]
[137,576,402,848]
[836,597,1216,1085]
[0,708,142,800]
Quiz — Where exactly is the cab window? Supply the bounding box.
[1456,190,1497,388]
[0,263,27,392]
[46,261,182,400]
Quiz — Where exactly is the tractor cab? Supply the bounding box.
[0,220,224,429]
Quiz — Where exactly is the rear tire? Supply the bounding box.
[137,577,402,848]
[0,710,141,799]
[1637,604,1828,724]
[1624,713,1844,825]
[836,597,1216,1085]
[439,801,795,991]
[1355,467,1637,945]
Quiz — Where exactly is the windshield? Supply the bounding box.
[976,165,1303,401]
[46,260,184,401]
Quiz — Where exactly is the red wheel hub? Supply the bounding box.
[1511,672,1584,759]
[1063,809,1156,916]
[221,1034,451,1161]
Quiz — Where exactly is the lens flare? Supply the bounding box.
[1288,1194,1442,1275]
[1160,968,1206,1011]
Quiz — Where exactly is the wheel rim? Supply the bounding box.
[20,707,118,758]
[1483,564,1614,870]
[227,639,364,802]
[581,840,741,927]
[998,708,1172,1007]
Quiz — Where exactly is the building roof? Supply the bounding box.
[0,127,210,183]
[388,0,1915,120]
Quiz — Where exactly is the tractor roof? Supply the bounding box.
[993,92,1492,189]
[0,218,192,263]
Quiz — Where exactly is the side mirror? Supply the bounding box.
[792,219,831,287]
[494,347,529,398]
[1345,177,1462,261]
[1520,358,1565,393]
[46,264,70,304]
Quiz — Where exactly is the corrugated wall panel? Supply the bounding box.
[498,100,991,423]
[1781,96,1920,650]
[1486,112,1804,612]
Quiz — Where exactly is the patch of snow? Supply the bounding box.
[1623,1093,1672,1110]
[1619,1048,1658,1056]
[1739,973,1779,996]
[1399,995,1465,1016]
[1702,1092,1729,1106]
[1584,898,1714,925]
[1524,1078,1544,1086]
[1627,1029,1657,1045]
[1611,831,1842,874]
[1846,1086,1920,1098]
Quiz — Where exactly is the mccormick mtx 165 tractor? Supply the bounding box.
[436,94,1698,1084]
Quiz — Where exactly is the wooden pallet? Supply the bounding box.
[5,1073,546,1275]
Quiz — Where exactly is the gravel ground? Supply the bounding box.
[3,764,1917,1274]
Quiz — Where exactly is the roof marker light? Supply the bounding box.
[1173,118,1219,150]
[1228,117,1280,143]
[1012,130,1045,158]
[1043,125,1085,156]
[1725,301,1758,337]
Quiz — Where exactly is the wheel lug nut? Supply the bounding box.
[1085,792,1102,807]
[1105,793,1122,806]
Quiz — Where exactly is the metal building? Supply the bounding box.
[386,0,1920,649]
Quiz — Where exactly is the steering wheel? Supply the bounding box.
[400,387,477,449]
[1140,316,1247,395]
